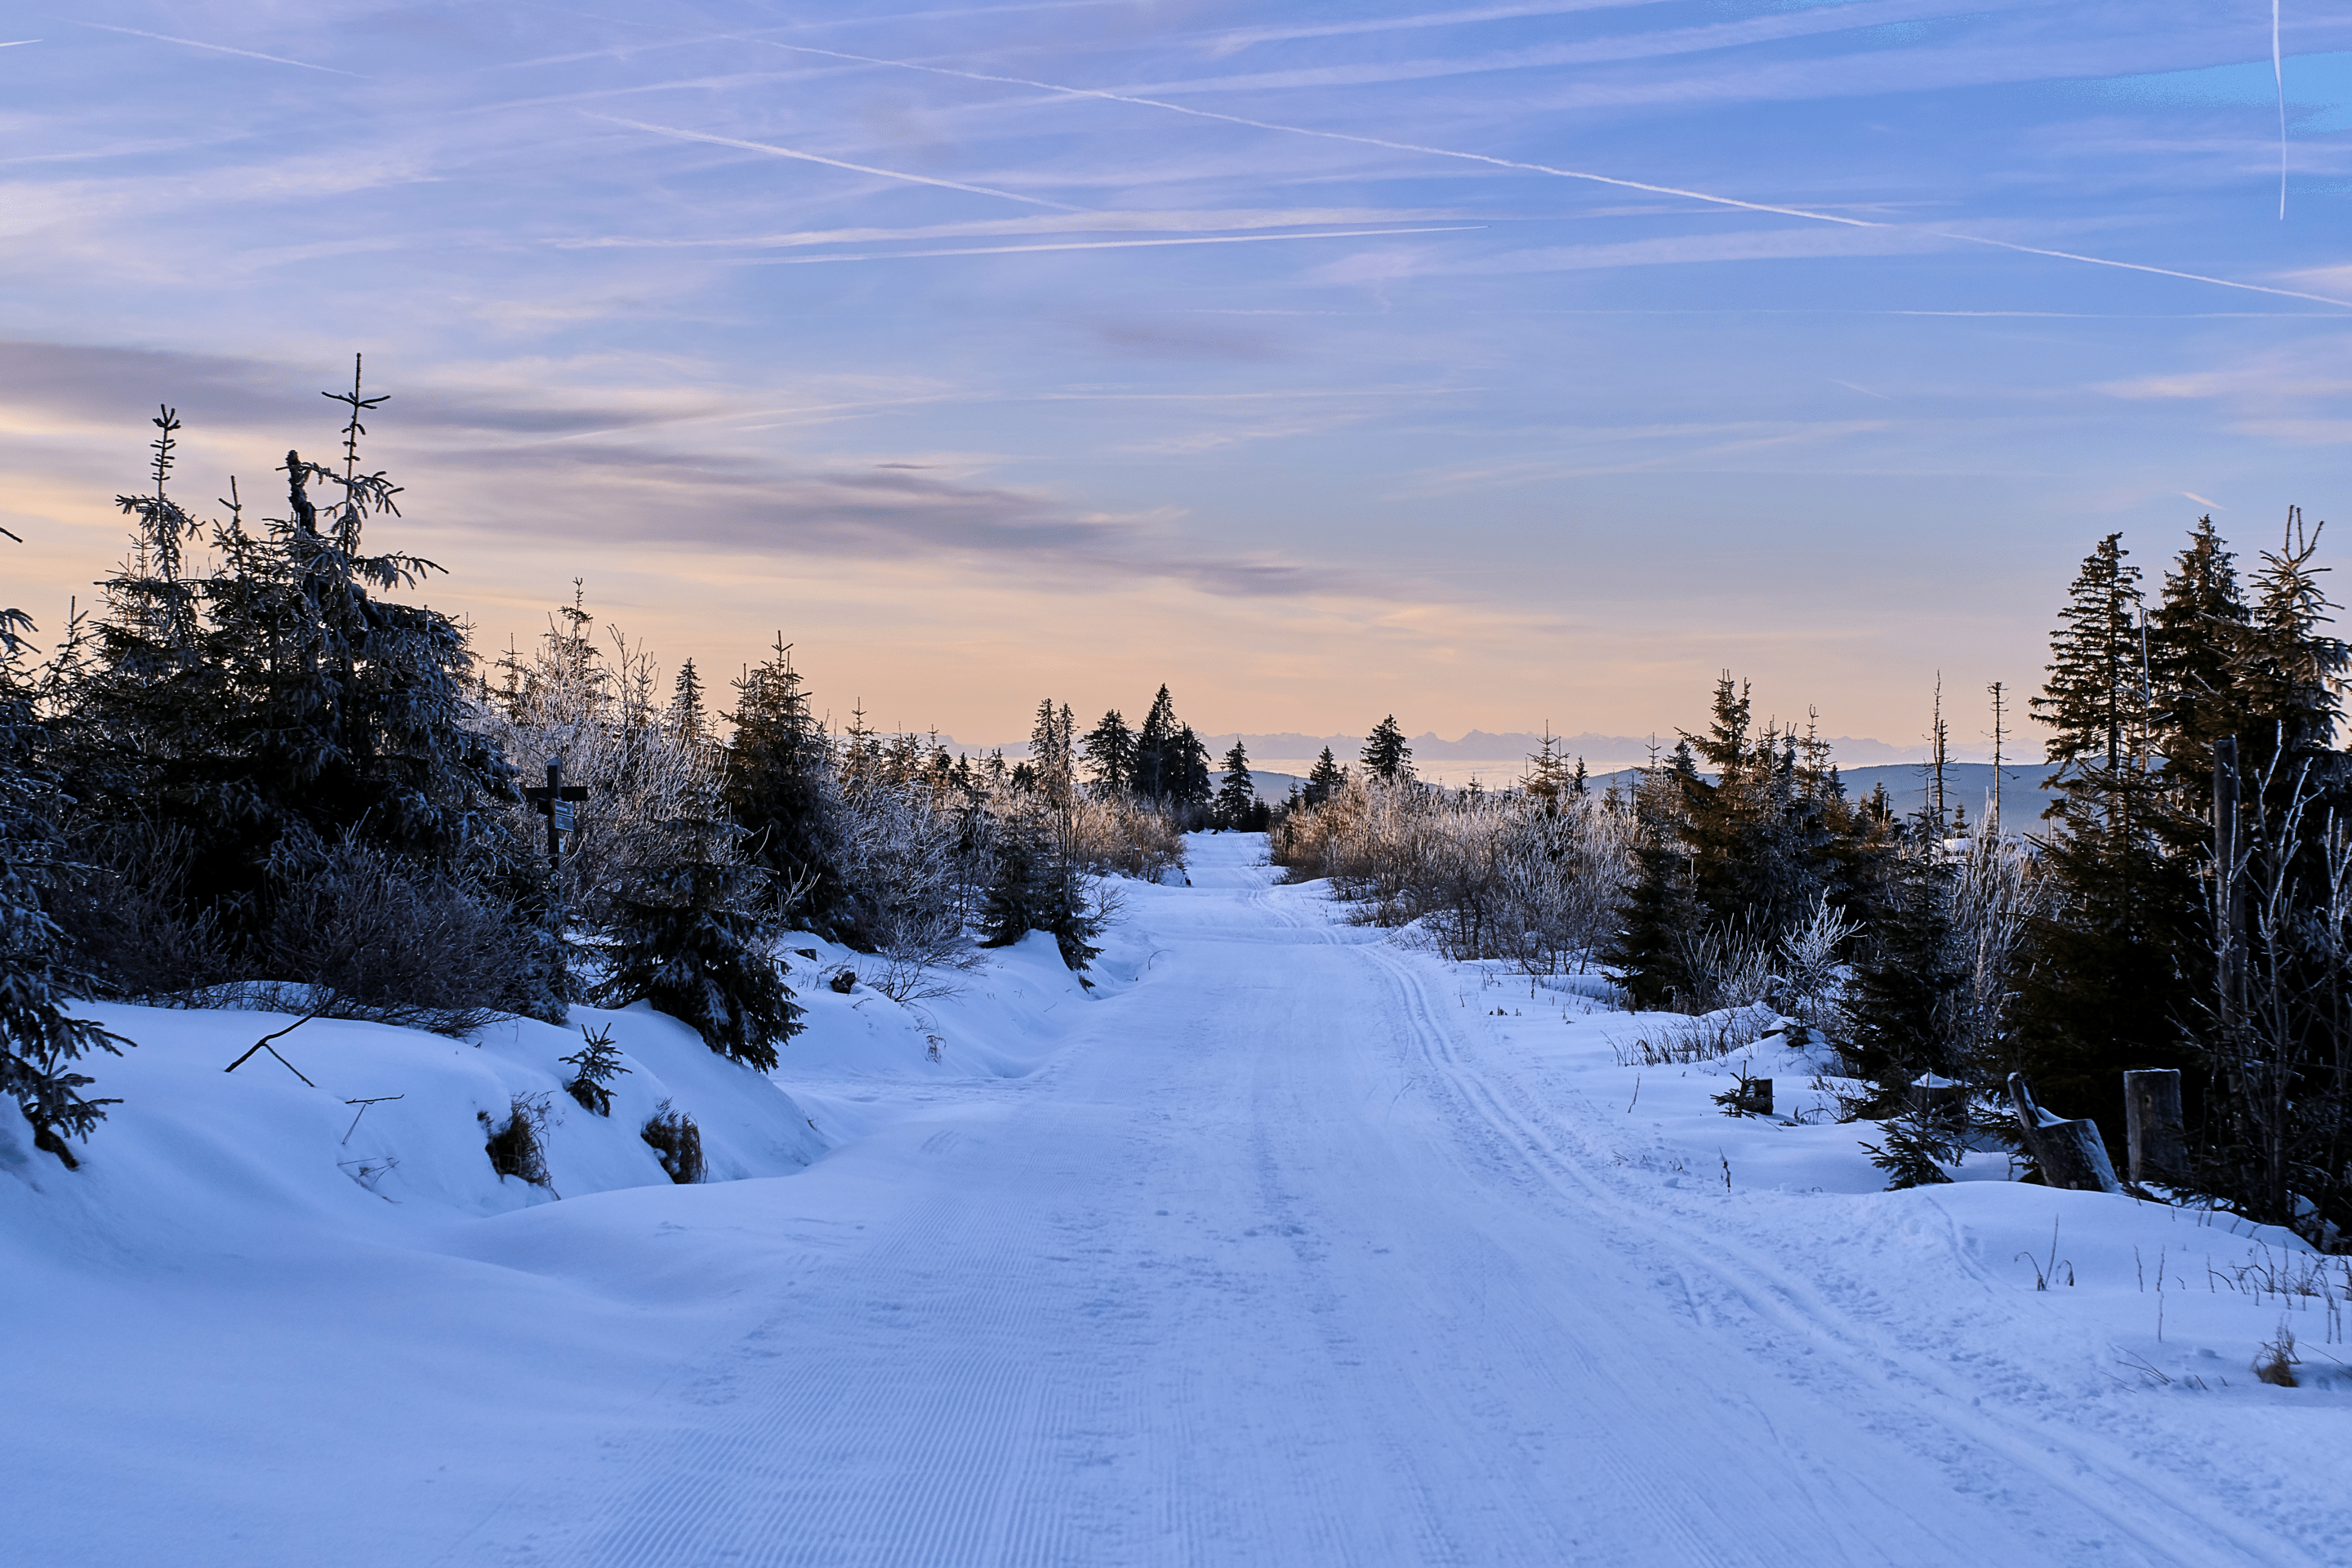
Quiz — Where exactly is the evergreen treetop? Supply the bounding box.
[1082,708,1135,794]
[1361,715,1413,783]
[1305,746,1347,806]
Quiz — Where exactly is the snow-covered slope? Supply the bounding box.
[5,835,2348,1566]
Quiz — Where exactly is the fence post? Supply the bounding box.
[2123,1068,2186,1186]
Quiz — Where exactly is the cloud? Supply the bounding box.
[552,206,1493,249]
[79,23,361,77]
[1316,222,1957,283]
[1129,0,2031,96]
[586,114,1080,210]
[0,336,1370,602]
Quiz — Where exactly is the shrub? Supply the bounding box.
[641,1100,703,1184]
[481,1092,555,1187]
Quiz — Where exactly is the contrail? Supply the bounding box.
[0,39,40,48]
[741,37,2352,310]
[740,226,1486,265]
[82,22,361,76]
[588,114,1082,210]
[2274,0,2287,219]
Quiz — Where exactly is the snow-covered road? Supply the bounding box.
[10,835,2345,1566]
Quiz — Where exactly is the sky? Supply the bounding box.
[3,1,2350,759]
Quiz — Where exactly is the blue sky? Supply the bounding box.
[4,1,2350,755]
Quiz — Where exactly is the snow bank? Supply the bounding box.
[1446,960,2352,1396]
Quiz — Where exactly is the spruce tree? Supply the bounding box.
[63,372,510,957]
[1,569,132,1164]
[978,805,1102,970]
[595,821,800,1071]
[1361,715,1413,783]
[1214,739,1256,827]
[669,657,708,743]
[2148,516,2250,827]
[1081,709,1136,795]
[1840,856,1965,1107]
[1172,724,1213,808]
[1134,685,1180,798]
[1305,746,1347,806]
[2013,532,2196,1146]
[1602,745,1702,1009]
[2236,510,2348,786]
[722,635,852,942]
[1028,698,1076,805]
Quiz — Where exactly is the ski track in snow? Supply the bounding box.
[9,835,2350,1566]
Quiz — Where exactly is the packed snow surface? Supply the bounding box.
[6,835,2350,1566]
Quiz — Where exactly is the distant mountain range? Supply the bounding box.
[1205,729,1944,766]
[960,728,1986,770]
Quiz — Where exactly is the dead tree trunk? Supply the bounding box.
[2124,1068,2186,1186]
[2007,1072,2122,1194]
[2215,736,2245,1022]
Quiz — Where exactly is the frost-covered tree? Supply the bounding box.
[595,819,800,1071]
[1,570,131,1165]
[723,636,853,942]
[55,369,523,1018]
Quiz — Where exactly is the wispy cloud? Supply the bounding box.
[1203,1,1669,56]
[737,35,2352,310]
[80,22,361,77]
[737,225,1486,266]
[586,114,1081,209]
[1137,0,2035,96]
[553,207,1492,249]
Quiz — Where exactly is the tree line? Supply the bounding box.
[1270,516,2352,1242]
[0,372,1264,1161]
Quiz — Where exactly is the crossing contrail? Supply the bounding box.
[589,114,1083,211]
[740,226,1487,265]
[2275,0,2288,219]
[737,36,2352,309]
[82,22,360,76]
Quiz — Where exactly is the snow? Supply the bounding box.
[6,833,2350,1566]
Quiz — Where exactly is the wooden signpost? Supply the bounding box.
[523,759,590,871]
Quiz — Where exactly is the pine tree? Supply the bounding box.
[1522,727,1573,810]
[1304,746,1347,806]
[62,369,510,956]
[1602,745,1702,1009]
[1134,685,1180,798]
[1215,739,1256,827]
[2013,532,2196,1147]
[1840,856,1965,1106]
[977,804,1102,970]
[1028,697,1075,806]
[595,821,800,1071]
[669,657,707,743]
[2149,516,2250,826]
[1081,709,1136,795]
[2236,510,2348,786]
[1,571,132,1165]
[1361,715,1413,783]
[722,635,852,942]
[1171,724,1213,808]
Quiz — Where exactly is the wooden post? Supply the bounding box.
[2007,1073,2122,1194]
[1907,1074,1966,1125]
[2215,736,2245,1022]
[2124,1069,2186,1186]
[523,757,590,958]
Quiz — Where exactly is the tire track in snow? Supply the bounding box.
[1357,942,2330,1568]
